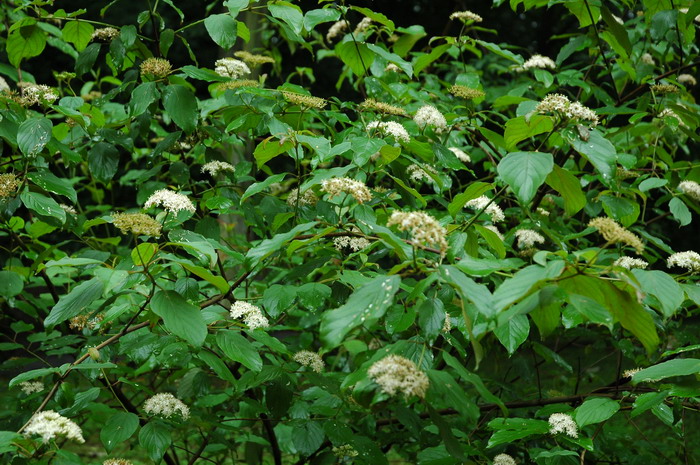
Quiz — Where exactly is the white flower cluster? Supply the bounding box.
[613,256,649,270]
[287,188,319,207]
[450,10,483,22]
[465,196,505,222]
[201,161,235,177]
[19,381,44,395]
[493,454,517,465]
[548,412,578,438]
[678,180,700,201]
[144,393,190,419]
[387,210,448,254]
[230,301,270,329]
[104,460,134,465]
[91,27,120,41]
[354,17,372,35]
[214,58,251,79]
[326,20,347,42]
[321,177,372,203]
[514,229,545,249]
[21,83,58,105]
[449,147,471,163]
[536,93,599,127]
[144,189,196,213]
[333,235,371,252]
[293,350,324,372]
[60,204,78,215]
[657,108,687,128]
[622,367,642,378]
[367,121,410,144]
[640,53,655,65]
[413,105,447,132]
[407,164,436,183]
[368,355,430,398]
[0,76,10,93]
[332,444,359,458]
[667,251,700,273]
[521,54,556,70]
[24,410,85,443]
[677,74,697,86]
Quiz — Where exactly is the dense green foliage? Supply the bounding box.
[1,0,700,464]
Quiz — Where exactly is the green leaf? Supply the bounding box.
[571,130,616,179]
[268,1,304,35]
[504,115,553,150]
[414,44,450,75]
[131,243,158,266]
[18,117,52,157]
[566,294,613,328]
[180,65,227,82]
[0,271,23,298]
[204,13,238,49]
[151,290,207,347]
[162,85,198,132]
[631,391,669,418]
[448,182,493,217]
[9,367,59,388]
[27,170,77,203]
[601,195,639,227]
[545,165,586,216]
[217,330,262,371]
[335,41,374,77]
[439,266,495,319]
[638,178,667,192]
[88,142,120,183]
[44,278,104,327]
[351,6,395,31]
[75,43,101,77]
[494,314,530,355]
[7,24,46,67]
[139,421,172,463]
[62,21,94,52]
[245,221,316,268]
[632,359,700,383]
[303,9,340,31]
[292,421,325,456]
[631,269,684,318]
[669,197,691,226]
[20,191,66,224]
[253,137,295,168]
[101,412,139,453]
[418,298,445,340]
[242,173,286,203]
[320,275,401,348]
[366,43,413,77]
[178,261,230,293]
[487,417,550,448]
[443,352,507,415]
[575,398,619,427]
[497,151,553,204]
[130,82,160,116]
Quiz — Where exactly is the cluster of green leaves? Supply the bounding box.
[1,0,700,464]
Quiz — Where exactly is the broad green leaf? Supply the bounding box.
[303,9,340,31]
[75,43,101,77]
[414,44,450,75]
[180,65,227,82]
[88,142,119,183]
[204,13,237,49]
[246,222,316,268]
[253,137,295,168]
[7,24,46,67]
[151,290,207,347]
[217,330,262,371]
[632,359,700,383]
[27,170,77,203]
[503,115,553,150]
[9,367,59,388]
[335,40,374,77]
[600,195,639,227]
[320,275,401,348]
[0,431,21,454]
[448,182,493,217]
[366,43,413,77]
[44,278,104,327]
[242,173,286,203]
[494,314,529,355]
[178,262,229,293]
[631,391,668,418]
[571,130,616,179]
[162,85,198,132]
[497,151,553,204]
[440,266,495,318]
[631,269,684,318]
[351,6,395,31]
[418,298,445,340]
[268,1,304,35]
[575,397,619,427]
[168,230,218,268]
[428,371,479,422]
[475,40,523,64]
[62,21,94,52]
[101,412,139,453]
[566,294,612,328]
[545,165,586,215]
[669,197,691,226]
[20,191,66,224]
[565,0,600,27]
[292,421,325,456]
[638,178,667,192]
[442,352,507,414]
[262,285,297,317]
[0,271,23,298]
[130,82,160,116]
[18,117,52,157]
[131,243,158,266]
[139,421,172,463]
[487,418,550,448]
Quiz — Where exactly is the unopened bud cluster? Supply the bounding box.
[368,355,430,398]
[587,217,644,254]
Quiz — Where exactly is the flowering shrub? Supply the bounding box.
[1,1,700,464]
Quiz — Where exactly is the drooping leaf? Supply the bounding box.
[151,290,207,347]
[62,21,94,51]
[101,412,139,453]
[575,398,619,427]
[18,117,52,157]
[204,13,238,49]
[162,85,198,132]
[44,278,105,327]
[497,151,553,204]
[632,359,700,383]
[217,330,262,371]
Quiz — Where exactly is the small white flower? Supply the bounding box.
[678,180,700,201]
[677,74,697,86]
[387,210,448,255]
[465,196,505,222]
[354,17,372,35]
[215,58,251,79]
[450,11,483,22]
[449,147,471,163]
[413,105,447,132]
[0,76,10,93]
[367,121,411,144]
[368,355,429,398]
[24,410,85,443]
[667,251,700,273]
[321,177,372,203]
[19,381,44,395]
[493,454,517,465]
[287,188,319,206]
[522,54,556,70]
[613,256,649,270]
[326,20,347,42]
[293,350,324,372]
[230,301,270,329]
[514,229,545,249]
[333,235,371,252]
[143,393,190,419]
[640,53,655,65]
[548,412,578,438]
[201,161,235,177]
[407,164,436,183]
[144,189,196,213]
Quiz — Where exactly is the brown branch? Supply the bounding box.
[618,59,700,105]
[260,413,282,465]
